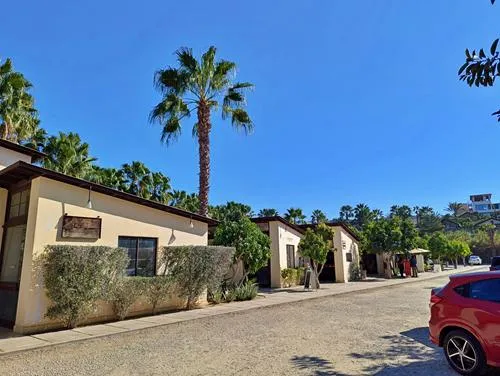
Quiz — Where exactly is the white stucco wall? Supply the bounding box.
[268,221,303,288]
[0,147,32,170]
[331,226,360,283]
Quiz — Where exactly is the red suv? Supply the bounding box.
[429,271,500,375]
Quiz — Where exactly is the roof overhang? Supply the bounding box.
[0,139,46,163]
[0,161,218,225]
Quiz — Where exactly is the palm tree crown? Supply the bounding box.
[284,208,306,224]
[0,58,39,143]
[150,46,253,216]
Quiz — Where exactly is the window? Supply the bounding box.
[346,253,353,262]
[9,189,30,219]
[286,245,295,268]
[454,284,469,297]
[118,237,157,277]
[469,279,500,303]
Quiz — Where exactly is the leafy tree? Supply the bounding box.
[458,0,500,120]
[169,190,200,213]
[479,223,496,246]
[43,132,97,178]
[448,240,472,269]
[213,217,271,284]
[298,223,335,287]
[20,124,47,152]
[371,209,384,220]
[150,46,254,216]
[209,201,253,222]
[364,217,402,278]
[339,205,354,222]
[311,209,328,224]
[389,205,413,220]
[428,232,449,264]
[0,58,39,142]
[284,207,306,224]
[257,208,279,217]
[399,217,419,253]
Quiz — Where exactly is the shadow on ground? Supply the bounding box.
[290,355,351,376]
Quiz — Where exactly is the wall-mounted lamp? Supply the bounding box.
[86,186,93,209]
[189,216,194,229]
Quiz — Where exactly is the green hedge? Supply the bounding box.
[281,267,305,287]
[42,245,127,328]
[160,245,235,309]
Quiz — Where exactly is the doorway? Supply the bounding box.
[0,186,30,328]
[319,250,336,282]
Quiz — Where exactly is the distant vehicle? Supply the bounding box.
[469,255,482,265]
[490,256,500,271]
[429,271,500,375]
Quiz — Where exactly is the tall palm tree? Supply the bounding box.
[339,205,354,222]
[88,166,127,191]
[169,190,200,213]
[284,208,306,224]
[353,203,373,229]
[43,132,96,178]
[20,122,47,152]
[0,58,38,142]
[258,208,279,217]
[150,172,171,204]
[446,202,463,217]
[122,161,153,198]
[150,46,253,216]
[311,209,328,224]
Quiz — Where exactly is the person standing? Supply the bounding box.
[397,256,405,278]
[410,255,418,277]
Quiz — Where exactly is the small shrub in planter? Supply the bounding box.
[160,246,235,309]
[234,281,259,301]
[109,277,148,320]
[42,245,127,328]
[223,288,237,303]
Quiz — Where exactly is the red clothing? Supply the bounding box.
[404,261,411,277]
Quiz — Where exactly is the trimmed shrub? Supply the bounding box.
[144,276,172,314]
[42,245,127,328]
[160,246,235,309]
[295,267,305,285]
[234,281,258,301]
[109,277,148,320]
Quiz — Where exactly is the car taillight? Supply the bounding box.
[430,294,443,306]
[430,288,444,308]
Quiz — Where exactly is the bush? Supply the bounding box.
[160,246,235,309]
[213,217,271,285]
[295,267,305,285]
[281,268,298,287]
[207,290,224,304]
[144,276,172,314]
[109,277,148,320]
[42,245,127,328]
[234,281,258,301]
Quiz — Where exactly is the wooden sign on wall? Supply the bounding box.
[62,215,102,239]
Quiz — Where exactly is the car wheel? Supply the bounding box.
[443,330,487,375]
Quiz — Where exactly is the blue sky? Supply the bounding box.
[1,1,499,219]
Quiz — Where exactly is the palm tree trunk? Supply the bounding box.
[197,100,211,216]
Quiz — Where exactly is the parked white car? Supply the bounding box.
[468,255,482,265]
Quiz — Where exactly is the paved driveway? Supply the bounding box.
[1,274,499,375]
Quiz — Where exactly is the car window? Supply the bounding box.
[454,283,470,297]
[492,258,500,267]
[469,279,500,303]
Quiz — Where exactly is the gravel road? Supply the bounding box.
[1,274,499,376]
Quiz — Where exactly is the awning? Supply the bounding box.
[409,248,431,254]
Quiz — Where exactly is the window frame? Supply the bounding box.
[118,236,158,277]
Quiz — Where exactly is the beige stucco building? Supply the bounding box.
[0,140,215,334]
[251,217,305,288]
[247,217,361,288]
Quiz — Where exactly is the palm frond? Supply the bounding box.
[224,108,253,134]
[210,60,236,91]
[149,94,191,124]
[201,46,217,91]
[176,47,198,74]
[160,116,182,145]
[154,67,187,95]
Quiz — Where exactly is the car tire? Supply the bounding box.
[443,330,487,376]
